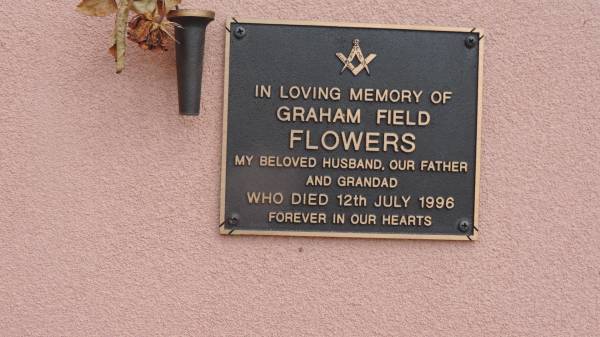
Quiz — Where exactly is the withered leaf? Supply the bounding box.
[129,0,157,15]
[76,0,118,17]
[162,0,181,11]
[108,44,116,58]
[155,0,180,17]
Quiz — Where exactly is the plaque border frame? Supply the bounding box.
[219,18,484,240]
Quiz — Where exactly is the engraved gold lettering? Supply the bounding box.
[430,90,453,104]
[234,154,253,166]
[350,88,424,103]
[259,155,317,168]
[291,193,328,206]
[400,133,416,153]
[289,130,416,153]
[321,157,383,170]
[305,175,332,186]
[381,215,432,226]
[388,159,415,171]
[268,211,327,224]
[277,106,360,124]
[255,84,271,98]
[376,109,430,126]
[246,192,284,205]
[373,195,411,208]
[279,85,341,101]
[420,160,468,173]
[337,175,398,189]
[350,213,377,225]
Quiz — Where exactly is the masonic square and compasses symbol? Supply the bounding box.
[336,39,377,76]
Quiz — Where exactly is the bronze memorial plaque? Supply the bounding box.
[220,19,483,240]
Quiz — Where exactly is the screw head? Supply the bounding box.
[228,216,239,226]
[458,220,470,233]
[465,35,477,49]
[234,26,246,39]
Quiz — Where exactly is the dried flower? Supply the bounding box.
[128,14,180,51]
[76,0,118,16]
[76,0,182,73]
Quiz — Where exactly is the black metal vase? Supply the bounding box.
[168,10,215,115]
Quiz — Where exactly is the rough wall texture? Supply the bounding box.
[1,1,599,336]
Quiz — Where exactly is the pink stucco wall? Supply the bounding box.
[1,1,599,336]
